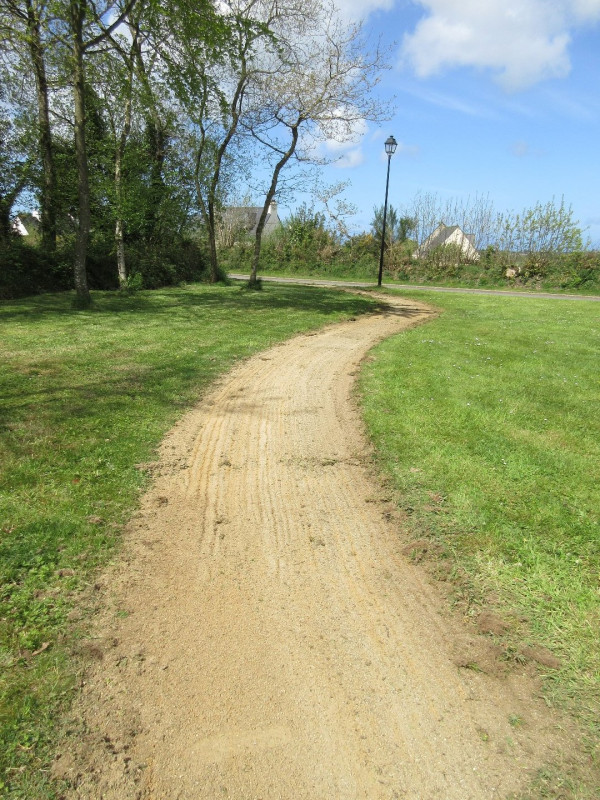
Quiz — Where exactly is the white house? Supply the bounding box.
[11,217,29,236]
[11,211,41,237]
[413,223,479,261]
[221,200,282,239]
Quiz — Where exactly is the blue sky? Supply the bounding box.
[309,0,600,244]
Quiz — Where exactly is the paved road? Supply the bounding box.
[229,273,600,301]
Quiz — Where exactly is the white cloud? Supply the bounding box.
[320,115,368,166]
[334,148,366,167]
[334,0,395,22]
[572,0,600,20]
[298,116,368,166]
[323,116,368,149]
[401,0,600,91]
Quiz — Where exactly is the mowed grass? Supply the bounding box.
[0,283,376,798]
[359,290,600,784]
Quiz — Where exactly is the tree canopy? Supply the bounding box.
[0,0,389,301]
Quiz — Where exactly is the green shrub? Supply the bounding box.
[0,236,210,298]
[0,237,72,299]
[553,251,600,289]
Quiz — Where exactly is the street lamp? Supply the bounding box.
[377,135,398,287]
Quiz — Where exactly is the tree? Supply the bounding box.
[1,0,141,301]
[85,0,204,287]
[495,197,584,274]
[0,106,29,240]
[257,203,338,272]
[149,0,262,282]
[72,0,138,303]
[371,205,415,248]
[101,26,138,286]
[369,205,416,277]
[403,191,497,250]
[0,56,35,240]
[0,0,58,249]
[243,1,389,285]
[314,180,357,241]
[88,14,145,286]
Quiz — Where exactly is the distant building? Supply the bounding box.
[413,223,479,261]
[11,217,29,236]
[221,200,282,239]
[10,211,41,237]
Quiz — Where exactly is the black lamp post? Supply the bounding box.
[377,135,398,287]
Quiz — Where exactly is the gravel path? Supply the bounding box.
[59,293,570,799]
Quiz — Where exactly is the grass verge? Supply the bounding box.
[0,283,376,798]
[359,289,600,796]
[231,266,600,295]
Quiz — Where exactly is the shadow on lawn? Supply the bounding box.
[0,283,429,448]
[0,361,207,425]
[0,283,379,320]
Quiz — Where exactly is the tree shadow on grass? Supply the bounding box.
[0,283,379,321]
[1,364,203,415]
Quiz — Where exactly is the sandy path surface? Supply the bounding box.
[60,294,568,799]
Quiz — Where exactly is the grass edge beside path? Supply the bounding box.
[0,283,378,799]
[228,272,600,300]
[358,288,600,799]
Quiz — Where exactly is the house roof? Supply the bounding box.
[414,223,478,259]
[11,217,29,236]
[223,202,281,237]
[421,224,459,251]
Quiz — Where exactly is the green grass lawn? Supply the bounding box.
[0,284,376,798]
[231,264,600,295]
[2,281,599,798]
[359,289,600,793]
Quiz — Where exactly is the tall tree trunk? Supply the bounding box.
[143,118,167,243]
[71,0,91,306]
[115,219,127,285]
[25,0,56,251]
[115,63,133,288]
[206,202,220,282]
[249,125,299,287]
[0,200,14,241]
[130,29,168,246]
[204,59,247,283]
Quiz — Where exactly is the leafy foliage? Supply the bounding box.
[220,203,342,273]
[371,204,416,248]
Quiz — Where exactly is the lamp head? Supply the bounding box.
[384,135,398,156]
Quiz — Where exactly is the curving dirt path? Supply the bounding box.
[59,294,570,799]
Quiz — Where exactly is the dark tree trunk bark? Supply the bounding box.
[0,200,14,241]
[249,125,299,287]
[71,0,91,306]
[204,61,247,284]
[115,62,134,287]
[25,0,56,251]
[144,119,167,243]
[206,206,219,283]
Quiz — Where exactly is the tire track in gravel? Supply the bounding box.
[60,293,572,800]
